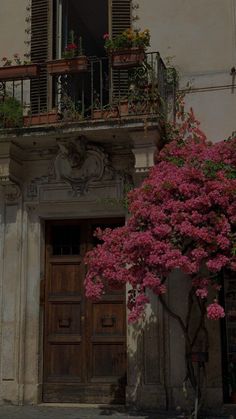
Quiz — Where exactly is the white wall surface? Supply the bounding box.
[137,0,236,141]
[138,0,236,74]
[0,0,28,59]
[182,72,236,142]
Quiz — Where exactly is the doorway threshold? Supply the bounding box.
[39,403,125,409]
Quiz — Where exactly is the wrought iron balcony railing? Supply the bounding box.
[0,52,171,129]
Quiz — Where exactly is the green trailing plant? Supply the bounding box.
[1,53,31,67]
[60,92,82,121]
[0,97,23,128]
[93,91,102,110]
[127,61,166,115]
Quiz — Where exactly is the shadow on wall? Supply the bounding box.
[98,306,170,416]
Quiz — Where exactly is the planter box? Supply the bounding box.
[47,56,88,75]
[0,64,40,81]
[110,48,145,69]
[1,119,23,129]
[92,108,118,120]
[23,112,59,126]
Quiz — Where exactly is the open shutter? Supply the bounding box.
[111,0,131,99]
[31,0,49,113]
[111,0,131,38]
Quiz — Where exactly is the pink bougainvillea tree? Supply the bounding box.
[85,108,236,402]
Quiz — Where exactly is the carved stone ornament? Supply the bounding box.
[4,182,21,203]
[26,176,49,200]
[53,137,114,195]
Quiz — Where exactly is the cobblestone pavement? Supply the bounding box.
[0,405,167,419]
[0,405,233,419]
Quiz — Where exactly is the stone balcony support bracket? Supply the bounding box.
[131,129,160,185]
[0,140,23,203]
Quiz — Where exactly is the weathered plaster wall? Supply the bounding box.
[167,272,223,408]
[137,0,236,142]
[181,72,236,142]
[0,199,24,404]
[0,0,29,59]
[22,209,41,404]
[138,0,235,73]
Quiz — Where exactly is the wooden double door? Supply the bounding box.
[43,219,126,403]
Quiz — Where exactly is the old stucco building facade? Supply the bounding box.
[0,0,235,410]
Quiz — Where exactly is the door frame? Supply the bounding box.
[42,217,127,403]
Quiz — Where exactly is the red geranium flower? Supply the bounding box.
[65,43,77,51]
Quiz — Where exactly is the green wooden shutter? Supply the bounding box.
[111,0,131,98]
[111,0,131,37]
[31,0,49,113]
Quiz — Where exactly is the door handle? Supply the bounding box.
[101,315,116,327]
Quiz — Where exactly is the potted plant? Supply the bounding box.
[92,106,119,120]
[92,92,103,119]
[102,104,119,119]
[47,31,88,75]
[60,93,82,122]
[91,92,118,120]
[0,53,39,81]
[92,104,119,120]
[229,361,236,403]
[0,96,23,128]
[92,108,103,119]
[104,28,150,69]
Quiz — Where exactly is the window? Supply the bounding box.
[30,0,131,114]
[54,0,108,59]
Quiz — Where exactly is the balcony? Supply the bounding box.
[0,52,176,193]
[0,52,169,130]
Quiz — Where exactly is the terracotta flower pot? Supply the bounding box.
[102,108,119,119]
[92,109,103,119]
[0,64,40,81]
[23,112,59,126]
[92,108,119,119]
[110,48,145,69]
[47,56,88,75]
[119,100,129,116]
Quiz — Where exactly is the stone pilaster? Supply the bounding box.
[0,195,23,404]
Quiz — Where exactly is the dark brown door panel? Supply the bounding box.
[43,219,126,403]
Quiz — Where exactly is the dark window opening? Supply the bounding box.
[52,0,109,116]
[52,225,80,255]
[53,0,108,59]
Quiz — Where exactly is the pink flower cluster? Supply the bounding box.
[85,109,236,323]
[207,301,225,320]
